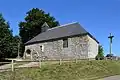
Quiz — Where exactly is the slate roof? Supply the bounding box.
[25,22,99,45]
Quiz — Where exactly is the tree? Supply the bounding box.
[10,36,23,58]
[95,45,104,60]
[0,14,22,59]
[0,14,13,58]
[19,8,60,44]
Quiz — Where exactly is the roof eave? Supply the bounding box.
[87,33,99,44]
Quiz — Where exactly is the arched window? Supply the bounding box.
[26,49,31,54]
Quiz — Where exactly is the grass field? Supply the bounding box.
[0,60,120,80]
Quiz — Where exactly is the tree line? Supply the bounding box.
[0,8,104,60]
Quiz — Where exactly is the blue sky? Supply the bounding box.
[0,0,120,56]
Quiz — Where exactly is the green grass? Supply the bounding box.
[0,60,120,80]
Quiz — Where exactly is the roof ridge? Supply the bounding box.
[48,22,78,31]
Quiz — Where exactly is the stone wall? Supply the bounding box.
[87,35,99,58]
[24,35,98,60]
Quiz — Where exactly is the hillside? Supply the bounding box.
[0,60,120,80]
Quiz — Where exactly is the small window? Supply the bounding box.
[63,38,68,48]
[40,45,44,52]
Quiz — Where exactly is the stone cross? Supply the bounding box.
[108,33,114,54]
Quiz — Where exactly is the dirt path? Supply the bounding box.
[99,75,120,80]
[18,62,39,67]
[0,62,39,72]
[0,64,11,70]
[0,64,12,72]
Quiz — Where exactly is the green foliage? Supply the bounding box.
[1,60,120,80]
[19,8,60,43]
[0,14,13,58]
[0,8,60,58]
[0,14,22,59]
[96,45,104,60]
[10,36,23,57]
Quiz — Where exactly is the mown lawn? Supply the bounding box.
[0,60,120,80]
